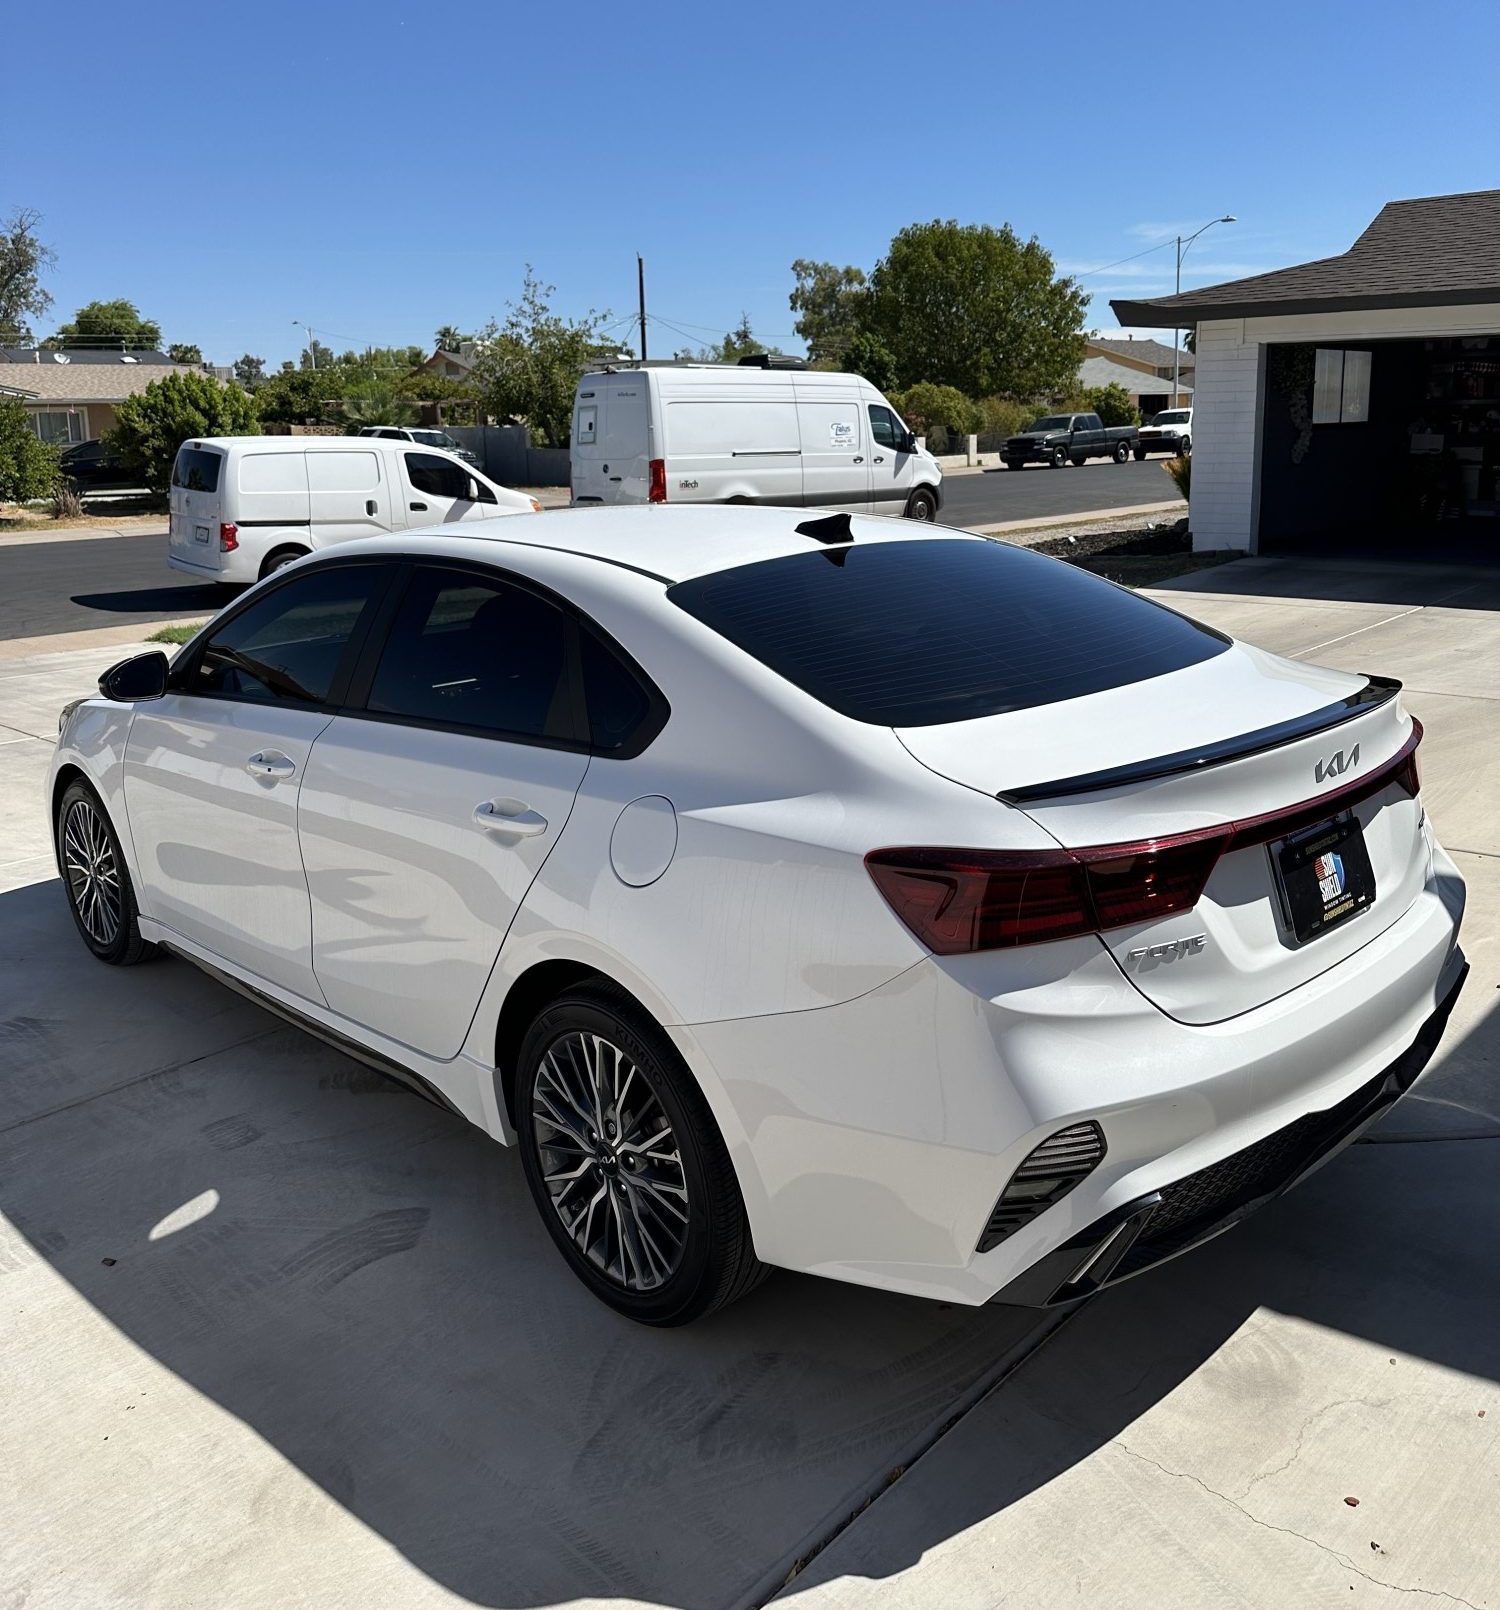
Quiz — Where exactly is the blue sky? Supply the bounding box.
[10,0,1500,365]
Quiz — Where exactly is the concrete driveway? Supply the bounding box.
[2,557,1497,1609]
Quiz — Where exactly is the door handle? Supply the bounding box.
[473,799,549,838]
[873,455,885,464]
[852,456,864,464]
[245,751,296,780]
[366,499,377,515]
[409,501,428,512]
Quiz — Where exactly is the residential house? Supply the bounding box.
[1083,335,1194,413]
[1112,188,1500,558]
[0,348,201,445]
[1077,348,1192,416]
[419,341,480,384]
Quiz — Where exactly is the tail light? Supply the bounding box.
[219,522,238,552]
[868,719,1424,955]
[648,458,667,503]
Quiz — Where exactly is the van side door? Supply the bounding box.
[795,383,869,512]
[306,447,393,549]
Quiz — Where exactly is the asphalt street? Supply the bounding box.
[2,461,1181,643]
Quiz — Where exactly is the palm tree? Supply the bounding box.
[340,375,419,428]
[434,325,465,354]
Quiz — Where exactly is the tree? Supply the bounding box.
[1082,382,1139,427]
[676,313,783,365]
[0,208,56,346]
[866,220,1086,398]
[299,338,336,371]
[434,325,466,353]
[340,374,419,428]
[470,270,614,448]
[841,328,898,392]
[45,299,162,351]
[788,260,869,366]
[889,382,981,439]
[109,372,257,491]
[233,353,267,390]
[0,396,62,501]
[253,365,351,426]
[1184,327,1196,355]
[167,343,204,366]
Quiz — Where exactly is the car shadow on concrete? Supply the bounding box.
[1149,555,1500,612]
[4,875,1498,1609]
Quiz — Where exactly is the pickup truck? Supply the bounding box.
[1002,412,1139,469]
[1134,406,1192,459]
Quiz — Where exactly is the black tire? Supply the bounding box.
[56,779,154,965]
[1003,459,1023,470]
[1070,454,1087,468]
[1134,448,1148,461]
[516,982,768,1326]
[1113,441,1130,464]
[1179,437,1192,457]
[1050,446,1068,468]
[905,486,938,522]
[259,545,308,580]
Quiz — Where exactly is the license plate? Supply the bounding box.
[194,524,210,545]
[1274,814,1375,944]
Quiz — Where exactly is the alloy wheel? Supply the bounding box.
[530,1031,690,1292]
[62,798,121,947]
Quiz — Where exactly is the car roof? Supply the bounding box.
[188,435,415,452]
[321,505,983,586]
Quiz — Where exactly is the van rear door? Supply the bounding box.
[571,378,608,504]
[306,447,391,549]
[167,444,228,574]
[601,374,651,502]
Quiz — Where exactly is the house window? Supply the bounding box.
[1312,349,1372,424]
[29,409,86,445]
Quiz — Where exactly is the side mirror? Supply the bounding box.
[901,432,918,455]
[99,650,169,702]
[466,476,480,501]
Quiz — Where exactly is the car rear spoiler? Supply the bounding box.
[998,675,1402,804]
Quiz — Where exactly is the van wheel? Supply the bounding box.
[1113,441,1131,463]
[259,546,308,580]
[905,487,938,522]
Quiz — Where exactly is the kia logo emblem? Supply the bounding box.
[1315,743,1360,784]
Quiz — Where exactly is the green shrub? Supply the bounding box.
[976,397,1033,439]
[1082,382,1140,427]
[109,371,258,492]
[0,396,62,502]
[891,381,981,440]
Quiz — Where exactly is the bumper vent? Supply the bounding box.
[977,1121,1106,1254]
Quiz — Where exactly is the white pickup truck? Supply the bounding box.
[1135,407,1192,459]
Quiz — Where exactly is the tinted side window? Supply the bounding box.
[171,447,222,492]
[668,539,1228,727]
[868,406,902,450]
[188,565,383,705]
[366,568,574,741]
[405,452,471,499]
[579,628,655,753]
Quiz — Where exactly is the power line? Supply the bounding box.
[1071,238,1177,279]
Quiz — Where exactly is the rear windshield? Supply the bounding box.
[171,446,222,493]
[668,538,1227,726]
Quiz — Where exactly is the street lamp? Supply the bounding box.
[1173,215,1235,403]
[292,319,317,370]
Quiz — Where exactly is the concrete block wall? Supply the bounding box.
[1189,320,1266,553]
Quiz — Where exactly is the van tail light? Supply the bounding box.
[866,838,1227,955]
[866,717,1424,956]
[648,458,667,503]
[219,522,238,552]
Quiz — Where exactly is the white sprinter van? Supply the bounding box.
[167,436,541,584]
[569,360,944,520]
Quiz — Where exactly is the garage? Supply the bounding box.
[1111,188,1500,561]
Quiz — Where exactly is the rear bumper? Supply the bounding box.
[994,958,1469,1306]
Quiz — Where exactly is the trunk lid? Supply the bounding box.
[896,644,1429,1024]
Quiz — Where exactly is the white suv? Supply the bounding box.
[358,425,479,466]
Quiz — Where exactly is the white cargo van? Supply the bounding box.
[570,361,944,519]
[167,436,540,584]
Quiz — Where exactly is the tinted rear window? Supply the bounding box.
[171,447,222,492]
[668,538,1227,727]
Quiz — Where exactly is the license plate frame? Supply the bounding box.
[193,523,211,545]
[1273,811,1376,945]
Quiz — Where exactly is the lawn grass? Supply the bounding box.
[146,622,205,645]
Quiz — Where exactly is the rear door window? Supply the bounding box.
[185,564,387,706]
[364,566,576,742]
[171,447,223,492]
[668,538,1228,726]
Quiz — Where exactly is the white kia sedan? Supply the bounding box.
[49,508,1468,1325]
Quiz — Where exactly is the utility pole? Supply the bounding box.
[637,255,648,362]
[1173,215,1235,404]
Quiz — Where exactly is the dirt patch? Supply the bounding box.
[1024,517,1243,587]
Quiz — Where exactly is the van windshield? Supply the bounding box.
[171,447,223,493]
[668,538,1228,726]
